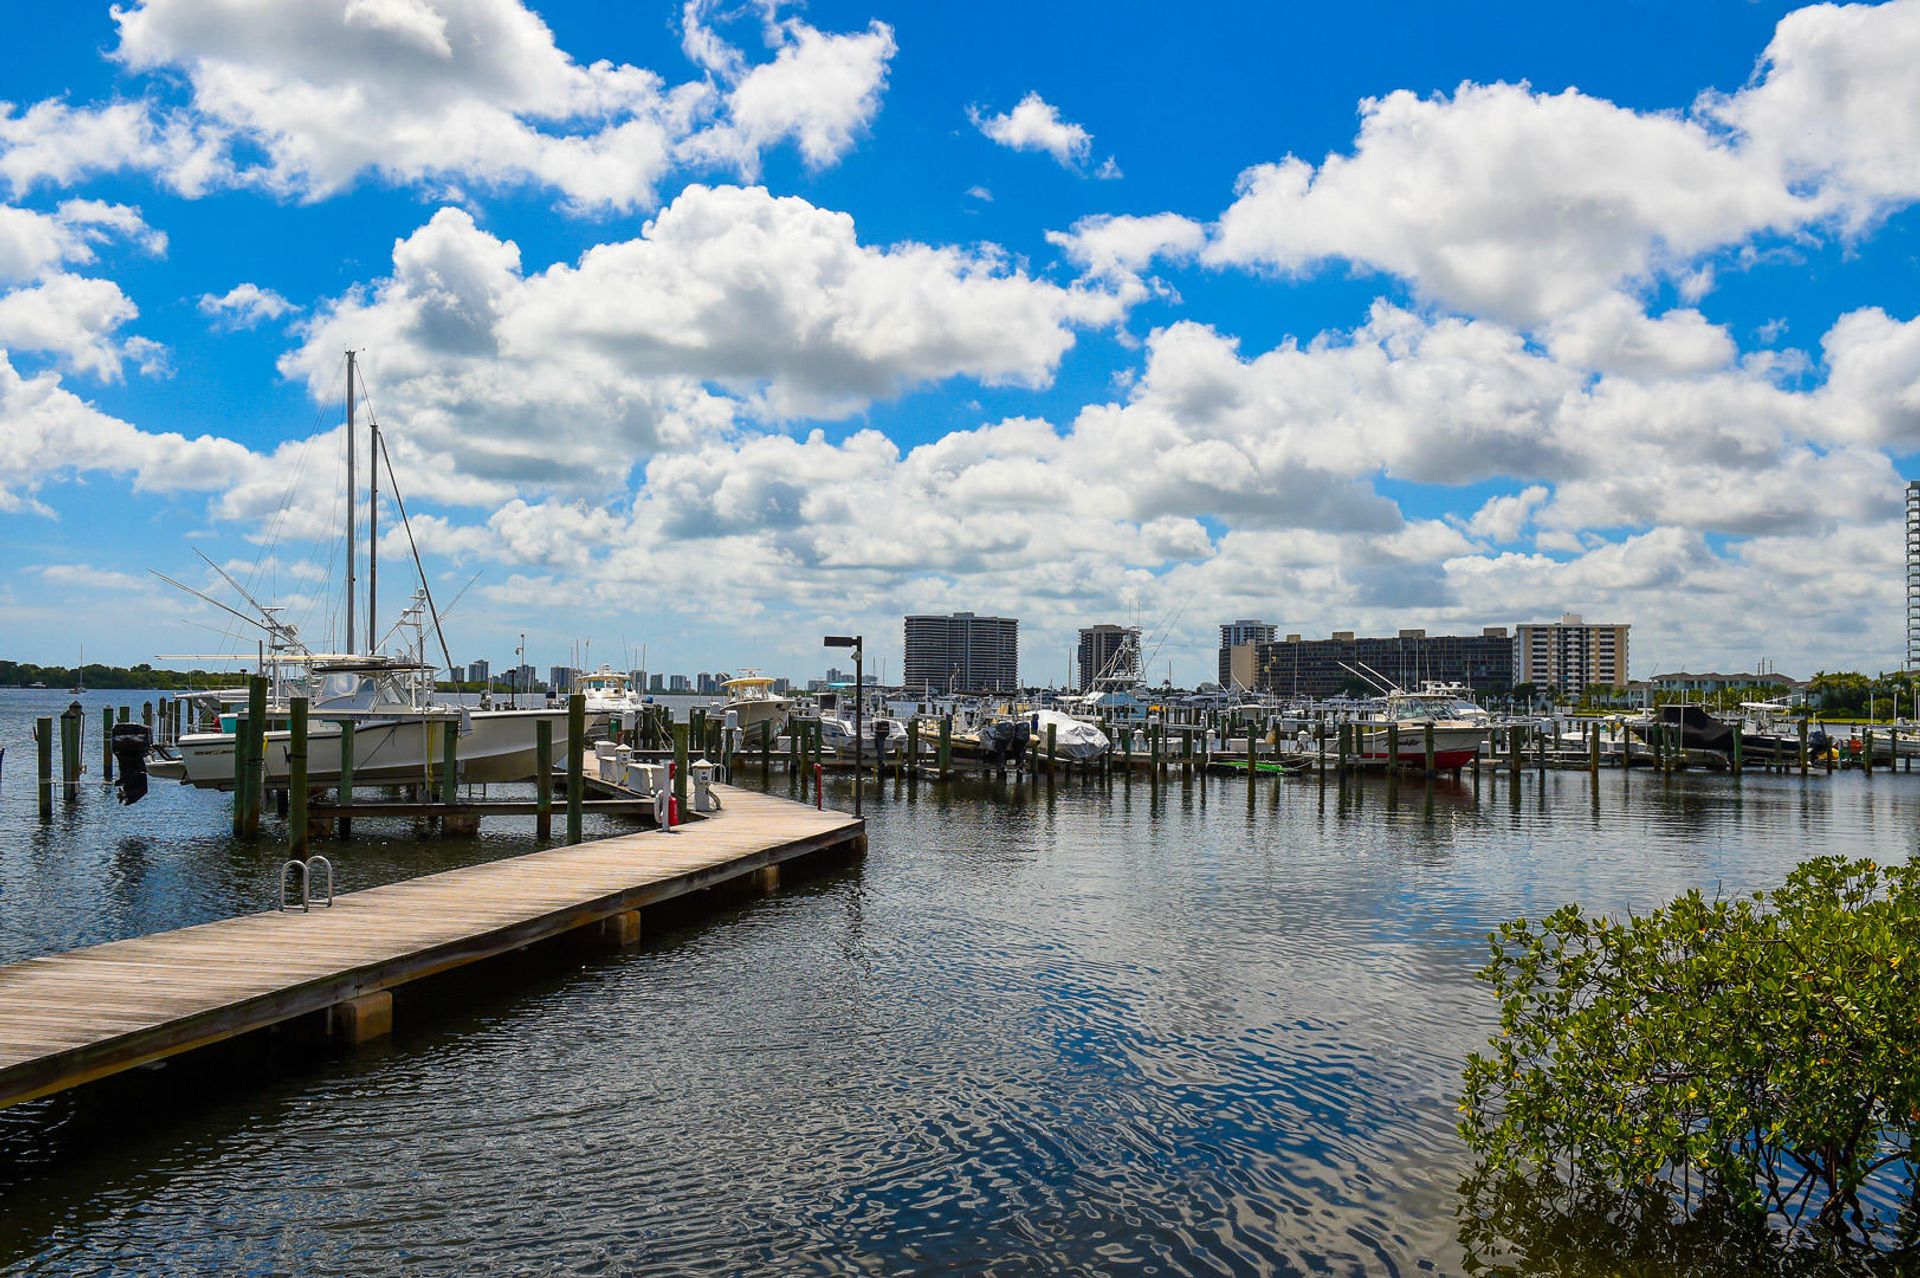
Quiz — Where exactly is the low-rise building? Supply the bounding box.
[1649,671,1798,696]
[1250,627,1513,699]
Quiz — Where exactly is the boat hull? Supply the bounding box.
[174,709,566,789]
[1354,724,1485,769]
[728,699,790,738]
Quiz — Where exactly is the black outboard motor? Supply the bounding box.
[112,722,152,804]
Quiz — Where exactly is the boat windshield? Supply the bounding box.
[313,671,413,711]
[1388,695,1473,722]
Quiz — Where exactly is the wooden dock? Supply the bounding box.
[0,784,862,1110]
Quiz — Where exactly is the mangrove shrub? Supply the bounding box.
[1460,857,1920,1251]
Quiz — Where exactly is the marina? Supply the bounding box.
[0,693,1910,1273]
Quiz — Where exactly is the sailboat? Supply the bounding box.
[163,351,565,791]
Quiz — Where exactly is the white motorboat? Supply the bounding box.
[820,714,909,754]
[576,664,644,732]
[722,674,790,738]
[158,352,563,789]
[1352,684,1489,768]
[171,660,565,789]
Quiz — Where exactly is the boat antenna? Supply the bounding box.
[374,427,456,678]
[435,570,484,627]
[149,569,274,634]
[192,548,281,633]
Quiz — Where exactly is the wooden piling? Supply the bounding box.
[938,715,952,778]
[1423,721,1436,778]
[1731,723,1743,775]
[535,718,553,839]
[1386,721,1400,775]
[100,706,114,781]
[1799,718,1809,775]
[35,717,52,820]
[566,694,585,846]
[441,715,459,804]
[1047,723,1057,782]
[59,704,80,803]
[232,712,249,836]
[289,697,309,859]
[760,718,772,784]
[337,722,355,840]
[1864,728,1875,776]
[673,718,690,810]
[245,676,267,835]
[1589,721,1600,775]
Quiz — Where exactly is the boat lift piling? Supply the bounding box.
[288,697,310,859]
[35,717,52,819]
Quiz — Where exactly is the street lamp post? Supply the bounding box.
[825,634,863,817]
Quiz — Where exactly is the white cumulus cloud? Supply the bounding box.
[0,0,899,212]
[971,92,1093,170]
[198,282,297,329]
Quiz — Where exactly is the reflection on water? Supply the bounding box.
[2,688,1916,1274]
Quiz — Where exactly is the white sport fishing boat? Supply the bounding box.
[158,351,564,789]
[1349,676,1490,768]
[173,659,562,789]
[576,664,644,732]
[722,673,790,737]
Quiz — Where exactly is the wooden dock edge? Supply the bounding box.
[0,817,864,1111]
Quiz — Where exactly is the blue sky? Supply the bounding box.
[2,0,1918,686]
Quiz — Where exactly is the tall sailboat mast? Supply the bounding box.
[368,411,379,654]
[345,350,357,656]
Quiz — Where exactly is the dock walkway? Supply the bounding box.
[0,785,862,1109]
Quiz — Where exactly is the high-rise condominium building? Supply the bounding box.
[1512,614,1630,696]
[903,612,1019,693]
[1218,619,1278,687]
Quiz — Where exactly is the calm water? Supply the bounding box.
[0,687,1912,1274]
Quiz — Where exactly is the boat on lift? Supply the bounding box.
[157,351,565,789]
[1344,667,1489,769]
[576,664,644,732]
[721,672,791,738]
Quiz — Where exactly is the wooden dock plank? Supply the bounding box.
[0,786,861,1108]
